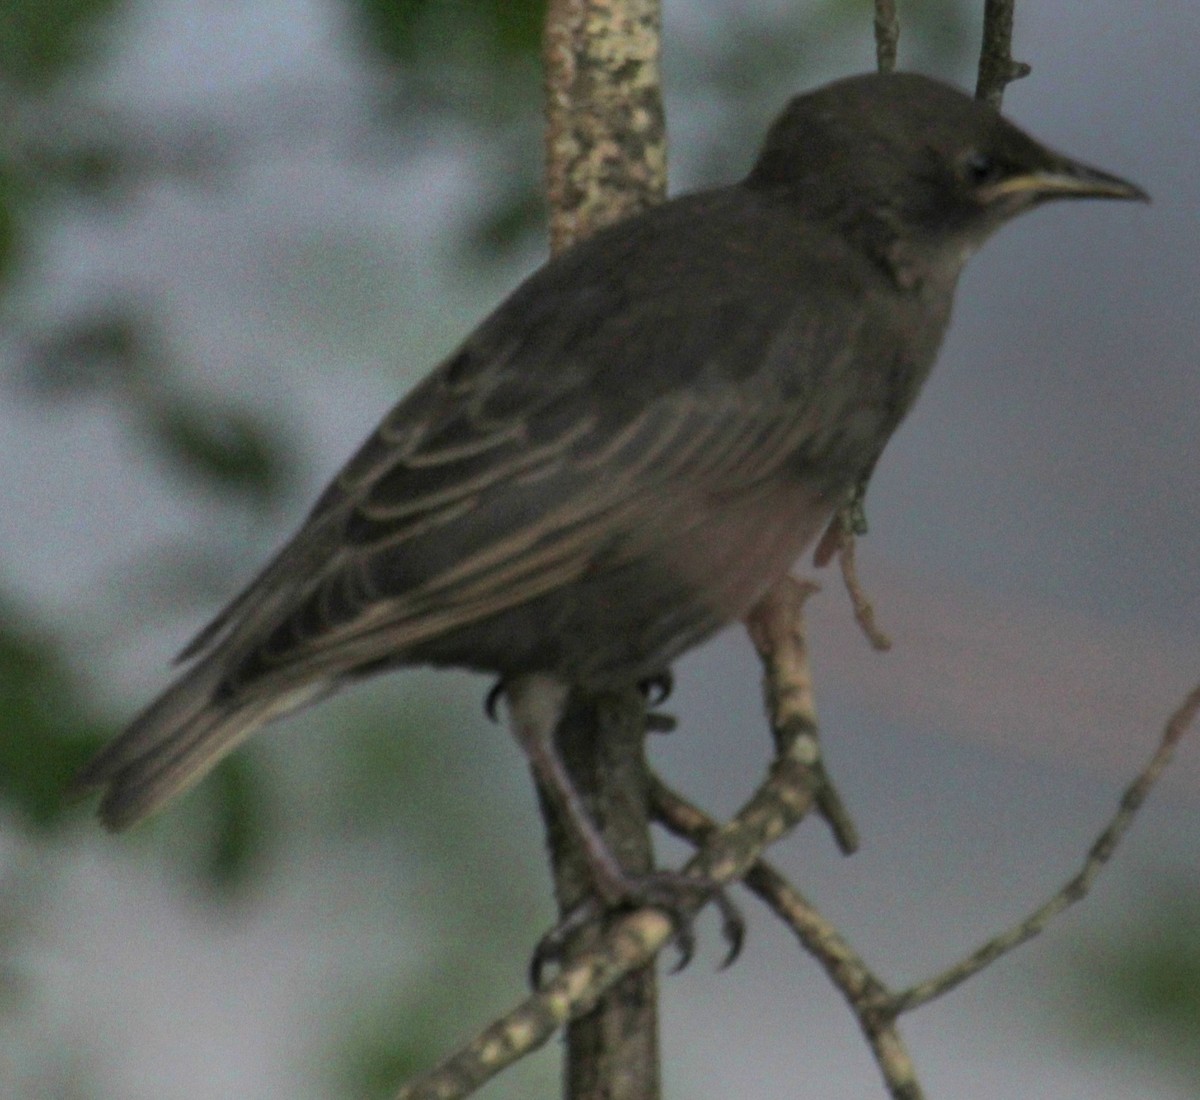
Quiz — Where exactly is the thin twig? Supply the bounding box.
[541,4,668,1097]
[649,680,1200,1098]
[975,0,1032,107]
[649,779,923,1100]
[836,529,892,653]
[890,681,1200,1014]
[746,576,861,852]
[393,669,1197,1100]
[814,506,892,652]
[873,0,900,74]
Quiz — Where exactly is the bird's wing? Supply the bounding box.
[221,371,839,688]
[179,206,889,686]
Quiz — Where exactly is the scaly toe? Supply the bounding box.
[528,870,744,988]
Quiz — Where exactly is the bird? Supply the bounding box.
[75,71,1145,922]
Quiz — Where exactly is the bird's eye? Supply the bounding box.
[961,150,1004,187]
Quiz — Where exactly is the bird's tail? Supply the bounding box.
[73,656,324,830]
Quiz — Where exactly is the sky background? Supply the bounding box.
[1,1,1197,1098]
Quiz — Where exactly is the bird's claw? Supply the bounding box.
[484,679,506,722]
[638,670,674,707]
[529,871,744,988]
[638,671,677,732]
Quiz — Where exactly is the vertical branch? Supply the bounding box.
[541,3,667,1099]
[543,0,666,251]
[873,1,899,74]
[547,691,662,1100]
[975,0,1031,106]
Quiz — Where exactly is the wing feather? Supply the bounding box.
[177,192,900,688]
[239,388,835,679]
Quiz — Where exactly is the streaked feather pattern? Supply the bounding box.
[75,122,954,827]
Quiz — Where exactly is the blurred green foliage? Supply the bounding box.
[19,306,146,397]
[190,752,273,894]
[0,0,556,920]
[0,166,19,286]
[19,303,293,508]
[0,0,124,286]
[145,399,290,507]
[0,0,120,91]
[0,590,269,893]
[1069,885,1200,1092]
[350,0,545,64]
[0,604,110,829]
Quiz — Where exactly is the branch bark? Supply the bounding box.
[393,699,829,1100]
[873,0,900,73]
[651,683,1200,1100]
[543,0,666,250]
[975,0,1032,106]
[541,3,667,1098]
[542,691,663,1100]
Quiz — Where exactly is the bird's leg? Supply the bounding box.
[505,673,632,908]
[638,670,678,732]
[504,673,743,985]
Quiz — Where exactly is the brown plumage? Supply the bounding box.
[75,73,1145,858]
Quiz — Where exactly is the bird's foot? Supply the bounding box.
[529,869,744,988]
[638,671,677,732]
[638,670,673,706]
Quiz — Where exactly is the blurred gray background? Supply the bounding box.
[1,1,1197,1098]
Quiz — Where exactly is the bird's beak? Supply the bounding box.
[981,159,1149,204]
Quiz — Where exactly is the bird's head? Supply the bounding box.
[747,72,1147,282]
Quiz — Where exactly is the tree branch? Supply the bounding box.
[889,680,1200,1014]
[543,0,666,251]
[541,7,668,1097]
[649,778,923,1100]
[540,690,663,1100]
[649,682,1200,1100]
[746,576,861,853]
[873,0,900,74]
[975,0,1032,106]
[388,7,1191,1097]
[393,727,828,1100]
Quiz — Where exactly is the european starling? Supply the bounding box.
[76,72,1145,911]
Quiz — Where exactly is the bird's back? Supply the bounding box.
[185,185,949,691]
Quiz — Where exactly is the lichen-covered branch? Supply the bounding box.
[543,0,666,253]
[540,4,668,1098]
[392,738,826,1100]
[649,779,923,1100]
[649,683,1200,1100]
